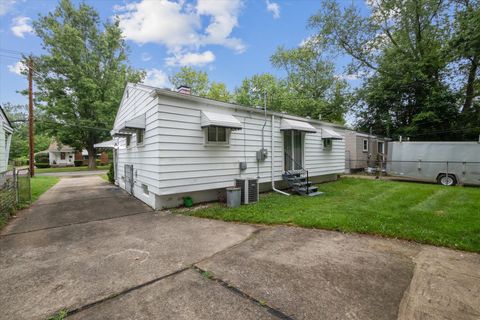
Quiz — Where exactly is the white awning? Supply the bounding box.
[94,140,117,149]
[118,114,146,133]
[201,111,242,130]
[280,118,317,133]
[322,128,343,140]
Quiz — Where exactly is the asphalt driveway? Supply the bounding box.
[0,176,479,320]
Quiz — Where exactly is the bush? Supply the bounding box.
[74,160,84,167]
[95,159,101,166]
[36,163,50,168]
[34,152,49,164]
[107,163,115,183]
[12,157,29,166]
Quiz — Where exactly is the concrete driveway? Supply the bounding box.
[0,176,479,320]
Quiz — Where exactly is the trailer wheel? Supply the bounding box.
[437,174,457,186]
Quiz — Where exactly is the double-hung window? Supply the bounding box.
[363,139,369,152]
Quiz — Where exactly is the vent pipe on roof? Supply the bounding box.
[177,85,191,95]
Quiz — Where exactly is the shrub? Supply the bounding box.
[74,160,84,167]
[107,163,115,183]
[36,163,50,168]
[95,159,101,166]
[34,152,49,164]
[12,157,29,166]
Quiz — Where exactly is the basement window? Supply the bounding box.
[142,183,149,195]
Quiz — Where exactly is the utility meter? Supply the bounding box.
[256,148,268,161]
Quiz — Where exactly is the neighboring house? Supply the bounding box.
[344,130,390,172]
[74,149,109,166]
[43,141,109,167]
[0,106,13,172]
[103,83,346,209]
[47,141,76,166]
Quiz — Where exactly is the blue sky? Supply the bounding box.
[0,0,364,107]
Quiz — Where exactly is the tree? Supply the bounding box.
[3,103,50,161]
[270,39,349,123]
[32,0,143,168]
[309,0,479,140]
[169,67,232,102]
[206,82,231,102]
[169,66,209,96]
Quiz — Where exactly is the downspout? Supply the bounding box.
[271,114,290,196]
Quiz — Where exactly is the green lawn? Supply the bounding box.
[35,165,109,173]
[180,178,480,252]
[0,176,59,229]
[31,176,60,202]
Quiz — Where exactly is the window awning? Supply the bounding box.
[280,118,317,133]
[201,111,242,130]
[118,114,146,133]
[322,128,343,140]
[94,140,117,149]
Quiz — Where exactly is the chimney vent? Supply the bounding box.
[177,85,191,95]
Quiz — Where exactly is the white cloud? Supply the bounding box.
[141,52,152,61]
[165,50,215,67]
[0,0,16,16]
[11,16,33,38]
[7,61,26,75]
[266,0,280,19]
[142,68,169,88]
[114,0,245,61]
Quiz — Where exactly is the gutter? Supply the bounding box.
[271,114,289,196]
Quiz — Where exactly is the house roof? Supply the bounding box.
[48,140,75,152]
[0,106,13,131]
[119,83,346,130]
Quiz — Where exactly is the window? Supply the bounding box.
[136,129,144,144]
[83,155,89,160]
[206,127,228,144]
[378,141,384,154]
[60,152,66,160]
[323,138,332,149]
[363,139,369,152]
[126,135,131,147]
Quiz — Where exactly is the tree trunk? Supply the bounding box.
[462,56,478,114]
[87,147,96,169]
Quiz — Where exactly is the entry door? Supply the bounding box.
[284,130,303,171]
[124,164,134,195]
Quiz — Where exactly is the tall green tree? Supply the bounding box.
[169,66,209,96]
[310,0,479,140]
[169,66,232,102]
[271,39,348,123]
[3,103,50,160]
[32,0,143,168]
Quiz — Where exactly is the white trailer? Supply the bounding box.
[101,83,346,209]
[387,141,480,186]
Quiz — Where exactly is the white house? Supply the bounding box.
[104,83,345,209]
[0,107,13,172]
[47,141,75,166]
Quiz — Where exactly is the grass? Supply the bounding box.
[179,178,480,253]
[31,176,60,203]
[35,165,109,173]
[0,176,59,230]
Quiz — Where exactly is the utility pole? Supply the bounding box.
[28,56,35,177]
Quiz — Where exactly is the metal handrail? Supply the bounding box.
[284,152,309,195]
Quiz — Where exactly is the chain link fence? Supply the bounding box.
[0,168,31,223]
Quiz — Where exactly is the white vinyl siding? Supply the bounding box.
[113,84,345,206]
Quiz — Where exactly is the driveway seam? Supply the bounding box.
[64,267,191,318]
[0,209,155,237]
[192,266,294,320]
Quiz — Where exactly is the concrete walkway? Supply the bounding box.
[0,176,479,320]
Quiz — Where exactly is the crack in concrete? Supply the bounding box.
[192,265,294,320]
[51,223,267,319]
[0,209,155,237]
